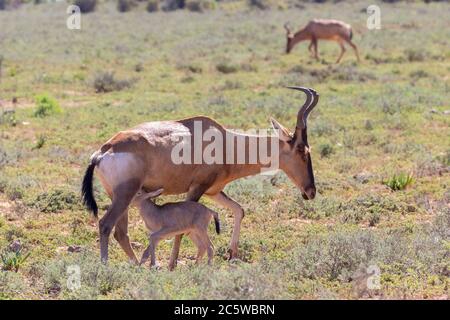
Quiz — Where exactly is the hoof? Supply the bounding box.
[227,248,238,261]
[150,263,161,271]
[168,260,177,271]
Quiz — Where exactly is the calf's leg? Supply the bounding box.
[168,184,209,270]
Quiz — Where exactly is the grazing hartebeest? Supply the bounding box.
[285,19,360,63]
[82,87,318,269]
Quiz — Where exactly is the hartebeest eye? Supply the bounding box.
[296,145,308,160]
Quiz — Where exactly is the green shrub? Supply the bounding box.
[74,0,97,13]
[186,0,214,12]
[0,109,17,126]
[117,0,136,12]
[162,0,184,11]
[383,173,414,191]
[33,189,81,213]
[318,143,334,158]
[134,62,144,72]
[221,80,243,90]
[248,0,271,10]
[216,63,238,74]
[405,49,426,62]
[0,271,27,299]
[92,71,135,93]
[1,248,30,272]
[146,0,159,12]
[33,135,46,150]
[410,70,429,79]
[437,150,450,166]
[34,94,62,117]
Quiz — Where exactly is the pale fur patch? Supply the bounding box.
[96,152,142,189]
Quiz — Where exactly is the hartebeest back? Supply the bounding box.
[82,87,319,269]
[285,19,360,63]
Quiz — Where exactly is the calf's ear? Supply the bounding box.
[145,188,164,199]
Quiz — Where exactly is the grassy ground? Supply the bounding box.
[0,1,449,299]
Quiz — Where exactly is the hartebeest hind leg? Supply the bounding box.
[208,191,244,260]
[113,212,138,264]
[346,39,360,62]
[99,181,140,263]
[336,41,346,64]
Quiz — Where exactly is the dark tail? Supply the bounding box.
[350,29,353,40]
[212,211,220,234]
[81,160,98,218]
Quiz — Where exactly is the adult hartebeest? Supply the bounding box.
[284,19,360,63]
[82,87,318,269]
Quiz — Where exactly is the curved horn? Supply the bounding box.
[286,86,318,129]
[303,88,319,125]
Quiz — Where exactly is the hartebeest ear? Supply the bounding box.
[144,188,164,199]
[270,117,293,142]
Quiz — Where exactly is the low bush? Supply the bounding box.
[74,0,97,13]
[383,173,414,191]
[32,189,82,213]
[117,0,136,12]
[318,143,334,158]
[186,0,215,12]
[146,0,159,11]
[34,94,62,118]
[216,63,239,74]
[92,71,135,93]
[1,247,30,272]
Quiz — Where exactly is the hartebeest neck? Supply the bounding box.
[222,130,282,181]
[292,28,311,45]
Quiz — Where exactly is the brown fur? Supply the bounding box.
[285,19,360,63]
[82,88,319,269]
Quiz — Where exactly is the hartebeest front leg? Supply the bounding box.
[311,38,319,61]
[346,39,361,62]
[207,191,244,260]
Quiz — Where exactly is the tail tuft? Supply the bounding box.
[81,161,98,218]
[350,29,353,40]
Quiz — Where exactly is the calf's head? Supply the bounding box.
[132,188,164,206]
[271,87,318,200]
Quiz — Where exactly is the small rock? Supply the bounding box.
[9,240,22,253]
[443,110,450,115]
[430,109,439,114]
[67,245,82,253]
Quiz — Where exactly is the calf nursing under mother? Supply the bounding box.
[132,188,221,268]
[81,87,319,270]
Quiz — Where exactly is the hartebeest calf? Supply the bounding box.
[132,188,220,268]
[82,87,318,270]
[285,19,360,63]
